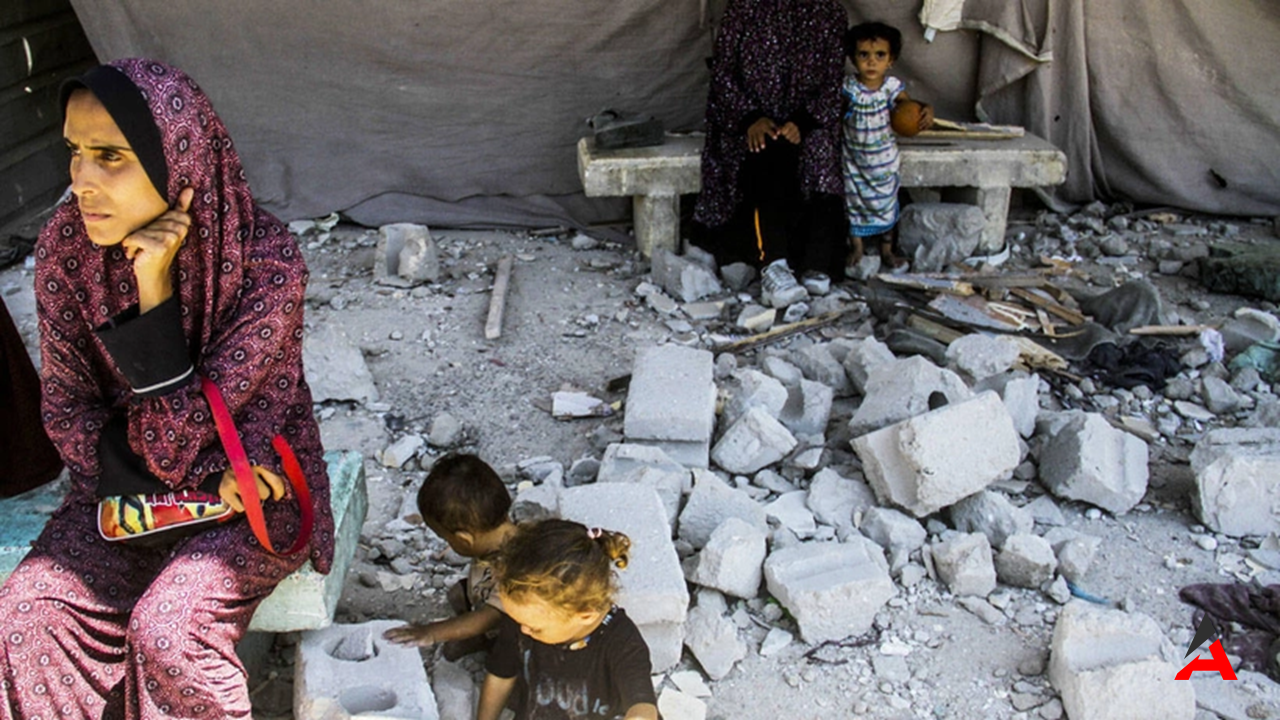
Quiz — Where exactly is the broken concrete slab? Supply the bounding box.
[974,372,1041,438]
[896,203,986,273]
[806,467,878,533]
[840,336,896,396]
[847,355,974,437]
[721,369,789,427]
[1048,602,1194,720]
[374,223,439,286]
[1037,411,1150,515]
[763,491,817,539]
[652,247,724,303]
[296,620,437,720]
[686,517,767,599]
[931,533,997,597]
[853,391,1021,517]
[788,344,851,397]
[777,379,834,437]
[949,490,1034,549]
[683,590,748,680]
[995,533,1057,589]
[859,507,927,557]
[303,323,380,404]
[1190,427,1280,536]
[764,536,895,643]
[625,345,717,467]
[678,469,769,549]
[710,406,797,475]
[945,333,1021,383]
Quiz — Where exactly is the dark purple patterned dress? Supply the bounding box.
[0,59,334,720]
[692,0,846,229]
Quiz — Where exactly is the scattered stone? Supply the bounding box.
[950,490,1035,548]
[304,323,380,403]
[946,333,1021,382]
[782,302,808,324]
[974,372,1041,438]
[431,660,477,720]
[841,337,897,395]
[722,369,789,427]
[759,627,793,657]
[847,356,973,437]
[720,262,756,292]
[678,470,769,549]
[658,687,708,720]
[1037,411,1150,515]
[652,248,724,303]
[683,590,747,680]
[426,412,462,448]
[736,304,776,333]
[764,491,817,538]
[931,533,997,597]
[1023,495,1066,527]
[806,468,877,533]
[788,344,851,397]
[860,507,927,557]
[625,345,716,467]
[995,534,1058,588]
[896,203,985,272]
[1048,602,1195,720]
[764,536,895,644]
[957,596,1005,625]
[381,434,424,469]
[1201,376,1244,414]
[375,223,439,286]
[854,392,1021,517]
[687,517,768,599]
[1190,428,1280,536]
[711,406,798,475]
[778,379,834,437]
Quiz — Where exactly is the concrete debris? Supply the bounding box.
[945,333,1021,382]
[1190,427,1280,536]
[854,391,1021,517]
[380,434,424,469]
[658,687,708,720]
[841,336,896,395]
[625,344,717,467]
[375,223,439,286]
[949,490,1034,549]
[678,469,769,550]
[652,248,724,303]
[683,590,748,680]
[763,491,817,538]
[303,323,380,403]
[932,533,997,597]
[721,369,788,427]
[710,406,798,475]
[686,517,767,599]
[1048,602,1195,720]
[1037,411,1150,515]
[848,355,974,437]
[896,202,985,273]
[764,536,895,643]
[995,533,1058,589]
[806,467,877,534]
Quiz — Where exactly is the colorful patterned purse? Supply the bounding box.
[97,377,313,554]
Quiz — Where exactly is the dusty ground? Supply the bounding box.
[3,204,1279,719]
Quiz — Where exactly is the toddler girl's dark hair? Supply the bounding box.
[844,21,903,61]
[417,453,511,533]
[494,519,631,614]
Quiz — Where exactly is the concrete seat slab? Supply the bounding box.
[0,450,366,633]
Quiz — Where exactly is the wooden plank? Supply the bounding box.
[713,308,857,353]
[1009,287,1088,325]
[906,314,964,344]
[1128,325,1214,336]
[927,294,1023,332]
[484,256,514,340]
[876,273,974,296]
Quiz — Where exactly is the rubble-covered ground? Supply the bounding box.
[4,203,1280,720]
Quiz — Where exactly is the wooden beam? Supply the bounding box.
[484,255,514,340]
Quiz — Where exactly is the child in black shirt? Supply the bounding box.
[477,520,657,720]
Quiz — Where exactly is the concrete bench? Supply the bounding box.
[0,449,367,633]
[576,132,1067,257]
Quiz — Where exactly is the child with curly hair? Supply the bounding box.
[476,519,657,720]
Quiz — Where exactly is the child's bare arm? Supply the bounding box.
[624,702,659,720]
[476,673,517,720]
[383,606,503,647]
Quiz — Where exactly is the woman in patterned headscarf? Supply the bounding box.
[0,59,335,719]
[692,0,847,280]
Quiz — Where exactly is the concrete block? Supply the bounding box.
[764,536,895,643]
[763,491,817,539]
[761,355,804,387]
[511,481,559,523]
[896,203,985,273]
[652,248,724,303]
[1054,534,1101,584]
[304,323,380,404]
[1049,602,1194,720]
[720,262,756,291]
[251,451,368,632]
[430,660,476,720]
[560,484,689,626]
[375,223,439,286]
[806,467,877,533]
[711,406,797,475]
[625,345,716,444]
[678,469,769,549]
[722,369,789,427]
[949,490,1034,549]
[848,356,973,437]
[853,392,1021,517]
[945,333,1021,383]
[860,507,927,556]
[687,517,767,599]
[597,444,688,528]
[1190,428,1280,536]
[841,337,896,395]
[683,591,748,680]
[995,533,1057,588]
[974,372,1040,438]
[296,620,437,720]
[788,344,851,397]
[931,533,997,597]
[736,304,776,333]
[778,379,834,437]
[637,621,684,674]
[381,434,424,469]
[1037,411,1150,515]
[658,688,708,720]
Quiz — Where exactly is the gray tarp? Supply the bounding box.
[71,0,1280,228]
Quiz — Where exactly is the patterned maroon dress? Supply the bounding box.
[0,59,334,720]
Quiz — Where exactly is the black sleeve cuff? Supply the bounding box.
[786,109,818,134]
[96,414,223,496]
[95,297,194,397]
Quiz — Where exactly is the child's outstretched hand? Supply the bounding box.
[383,623,438,647]
[918,102,935,132]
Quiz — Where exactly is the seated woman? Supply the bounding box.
[691,0,848,300]
[0,59,335,719]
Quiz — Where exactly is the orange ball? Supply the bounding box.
[891,100,924,138]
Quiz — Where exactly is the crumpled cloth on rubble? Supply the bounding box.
[1083,341,1182,390]
[1180,583,1280,680]
[1231,341,1280,384]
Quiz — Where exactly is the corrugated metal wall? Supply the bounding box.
[1,0,94,235]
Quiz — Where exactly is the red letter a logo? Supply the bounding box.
[1175,639,1238,681]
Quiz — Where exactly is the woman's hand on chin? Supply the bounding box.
[124,187,194,313]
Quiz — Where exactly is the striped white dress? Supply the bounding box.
[842,75,904,237]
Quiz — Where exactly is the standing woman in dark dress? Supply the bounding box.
[0,296,63,496]
[0,59,334,719]
[692,0,848,291]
